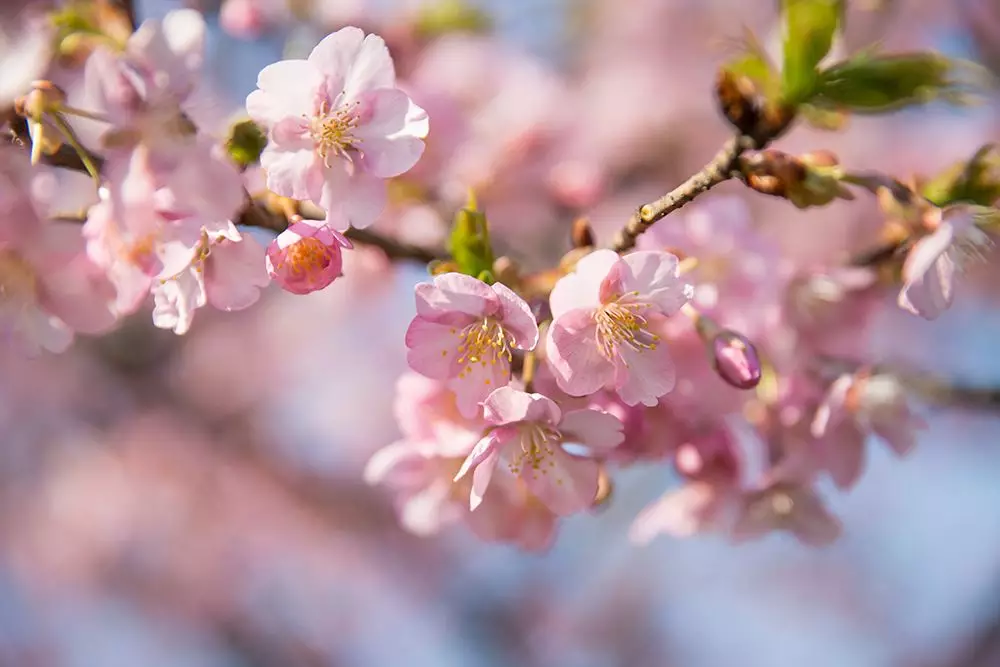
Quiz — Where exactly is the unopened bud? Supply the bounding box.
[19,81,66,119]
[711,330,762,390]
[27,120,62,165]
[716,69,759,136]
[571,217,595,248]
[492,255,521,288]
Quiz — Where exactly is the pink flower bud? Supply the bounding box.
[711,330,761,390]
[265,221,352,294]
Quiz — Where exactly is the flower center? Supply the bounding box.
[283,237,332,278]
[309,100,361,167]
[455,317,515,377]
[0,250,37,305]
[508,423,561,477]
[593,299,659,361]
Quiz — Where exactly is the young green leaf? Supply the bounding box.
[781,0,843,104]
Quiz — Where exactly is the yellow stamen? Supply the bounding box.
[593,295,659,361]
[309,100,361,167]
[279,237,331,278]
[455,317,516,377]
[508,423,561,477]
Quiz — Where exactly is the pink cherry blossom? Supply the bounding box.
[812,371,926,458]
[546,249,693,407]
[265,220,352,295]
[153,223,269,334]
[246,26,429,229]
[454,387,624,515]
[731,481,841,547]
[404,273,539,418]
[898,206,992,320]
[0,150,117,353]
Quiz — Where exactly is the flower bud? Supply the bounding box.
[716,69,760,136]
[711,330,762,390]
[571,217,595,249]
[19,81,66,119]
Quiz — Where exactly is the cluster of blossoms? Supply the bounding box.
[2,0,997,553]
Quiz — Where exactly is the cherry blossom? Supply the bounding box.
[898,206,993,320]
[246,26,429,229]
[454,386,624,515]
[546,249,693,406]
[405,273,538,418]
[265,220,352,295]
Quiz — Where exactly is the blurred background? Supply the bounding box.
[5,0,1000,665]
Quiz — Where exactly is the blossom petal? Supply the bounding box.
[482,386,560,426]
[549,249,617,318]
[558,409,624,452]
[469,449,500,511]
[546,308,613,397]
[810,374,855,438]
[454,431,502,482]
[247,59,322,124]
[614,337,676,407]
[320,168,387,229]
[898,224,956,320]
[405,317,461,379]
[447,356,510,419]
[355,89,428,177]
[629,482,729,543]
[523,447,599,516]
[415,273,496,320]
[617,251,692,315]
[205,236,270,311]
[262,148,323,201]
[344,33,396,100]
[492,281,538,350]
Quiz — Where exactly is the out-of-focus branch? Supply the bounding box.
[115,0,137,30]
[905,376,1000,411]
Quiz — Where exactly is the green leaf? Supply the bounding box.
[226,120,268,168]
[812,52,981,113]
[447,193,495,280]
[923,145,1000,207]
[780,0,843,104]
[414,0,492,38]
[799,103,849,130]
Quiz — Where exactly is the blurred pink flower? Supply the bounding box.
[405,273,538,418]
[454,387,623,515]
[153,223,269,334]
[265,220,352,295]
[546,249,693,406]
[812,372,926,458]
[247,26,429,229]
[898,207,992,320]
[732,481,841,547]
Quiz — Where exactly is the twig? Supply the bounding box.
[611,136,747,252]
[4,114,104,172]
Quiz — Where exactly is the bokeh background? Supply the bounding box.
[5,0,1000,665]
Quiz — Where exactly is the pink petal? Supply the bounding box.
[415,273,496,320]
[307,26,365,94]
[482,387,560,426]
[343,32,396,100]
[491,281,538,350]
[262,148,323,202]
[454,431,502,481]
[447,356,511,419]
[788,489,842,547]
[522,447,599,516]
[319,168,387,229]
[405,317,461,379]
[820,421,866,490]
[618,251,692,315]
[151,269,205,335]
[629,482,729,543]
[470,449,500,511]
[613,337,676,407]
[898,225,956,320]
[546,308,614,397]
[354,89,428,178]
[558,408,625,452]
[872,417,921,457]
[205,236,270,311]
[549,249,617,318]
[811,374,855,438]
[363,441,432,486]
[246,59,322,124]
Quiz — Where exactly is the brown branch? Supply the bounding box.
[4,113,105,172]
[610,108,793,253]
[849,237,910,267]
